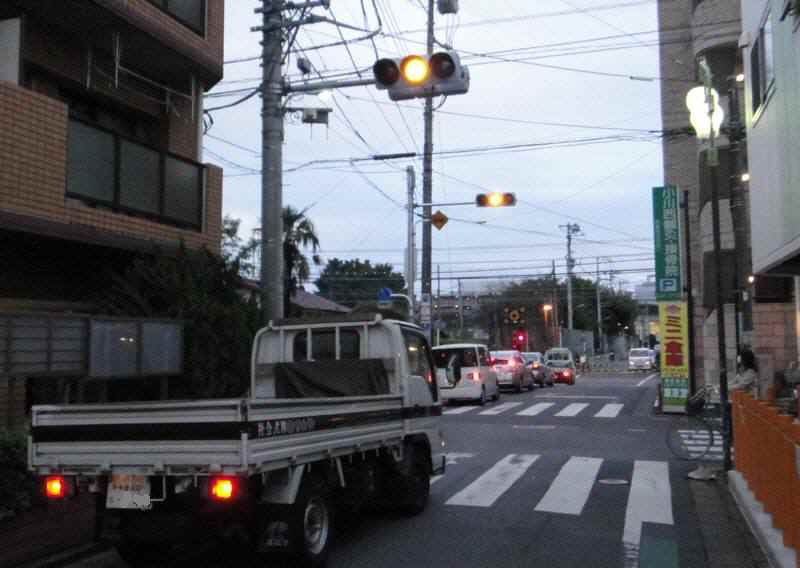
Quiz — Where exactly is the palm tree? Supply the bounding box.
[283,205,321,316]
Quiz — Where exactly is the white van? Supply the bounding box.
[433,343,499,405]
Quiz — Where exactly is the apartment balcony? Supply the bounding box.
[691,0,742,57]
[8,0,223,90]
[0,81,222,254]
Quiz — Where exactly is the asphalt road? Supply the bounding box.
[67,372,714,568]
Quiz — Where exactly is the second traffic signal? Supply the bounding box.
[476,192,517,207]
[373,51,470,101]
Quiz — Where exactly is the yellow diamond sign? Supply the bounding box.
[431,210,448,231]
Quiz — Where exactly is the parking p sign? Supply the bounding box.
[652,186,682,301]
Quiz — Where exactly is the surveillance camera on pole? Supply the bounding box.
[373,51,470,101]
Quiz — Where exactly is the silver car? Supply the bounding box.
[491,350,535,392]
[628,348,655,372]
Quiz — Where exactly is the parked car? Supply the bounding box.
[491,350,534,392]
[547,359,577,385]
[628,348,655,372]
[434,343,499,405]
[522,352,552,387]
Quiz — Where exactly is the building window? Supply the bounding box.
[66,118,204,231]
[751,11,775,114]
[147,0,206,36]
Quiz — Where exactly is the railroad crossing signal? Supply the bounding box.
[373,51,470,101]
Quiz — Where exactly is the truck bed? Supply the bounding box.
[30,395,407,476]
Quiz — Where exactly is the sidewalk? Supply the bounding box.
[690,474,769,568]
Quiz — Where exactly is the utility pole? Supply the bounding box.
[552,259,562,347]
[700,58,731,472]
[457,278,464,336]
[560,223,581,330]
[405,166,416,315]
[435,263,441,346]
[259,0,285,323]
[596,257,602,353]
[421,0,435,340]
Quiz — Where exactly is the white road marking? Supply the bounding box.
[628,428,647,433]
[446,454,539,508]
[479,402,523,415]
[444,406,479,415]
[517,402,555,416]
[594,403,624,418]
[534,456,602,515]
[431,474,444,485]
[622,461,674,568]
[445,452,475,465]
[555,403,589,417]
[636,373,658,387]
[537,395,618,400]
[513,425,557,430]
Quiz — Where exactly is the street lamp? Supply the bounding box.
[687,57,732,472]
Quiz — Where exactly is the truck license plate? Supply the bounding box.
[106,475,151,510]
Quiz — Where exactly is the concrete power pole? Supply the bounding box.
[561,223,581,331]
[405,166,416,314]
[259,0,285,323]
[596,257,602,352]
[421,0,435,338]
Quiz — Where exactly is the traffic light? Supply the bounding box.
[511,328,528,351]
[476,192,517,207]
[373,51,470,101]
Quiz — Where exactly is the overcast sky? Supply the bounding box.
[204,0,665,297]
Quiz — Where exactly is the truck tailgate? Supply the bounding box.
[30,395,410,475]
[30,399,246,475]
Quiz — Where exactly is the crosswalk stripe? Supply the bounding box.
[479,402,523,415]
[444,406,479,415]
[623,460,673,559]
[517,402,555,416]
[446,454,539,508]
[594,403,624,418]
[555,403,589,417]
[534,456,602,515]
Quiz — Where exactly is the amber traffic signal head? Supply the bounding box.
[373,51,470,101]
[400,55,430,85]
[475,192,517,207]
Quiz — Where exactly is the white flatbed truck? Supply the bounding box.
[29,314,445,566]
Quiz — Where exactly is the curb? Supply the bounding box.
[728,470,797,568]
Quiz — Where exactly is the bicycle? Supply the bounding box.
[665,385,724,461]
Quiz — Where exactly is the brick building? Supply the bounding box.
[0,0,225,426]
[657,0,796,395]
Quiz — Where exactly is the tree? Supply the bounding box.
[315,258,405,308]
[283,206,321,316]
[99,223,263,398]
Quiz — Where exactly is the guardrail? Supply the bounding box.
[732,391,800,565]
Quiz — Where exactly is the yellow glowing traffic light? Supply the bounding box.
[373,51,470,101]
[400,55,430,85]
[475,192,517,207]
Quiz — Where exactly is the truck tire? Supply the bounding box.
[260,480,333,568]
[400,447,430,516]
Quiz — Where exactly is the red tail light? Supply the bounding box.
[533,362,540,369]
[45,476,66,499]
[562,371,571,378]
[508,360,516,368]
[470,371,481,382]
[210,477,238,501]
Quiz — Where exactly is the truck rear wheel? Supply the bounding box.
[259,481,333,567]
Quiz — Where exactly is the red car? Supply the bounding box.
[548,361,576,385]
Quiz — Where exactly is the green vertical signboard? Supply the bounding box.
[652,186,682,301]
